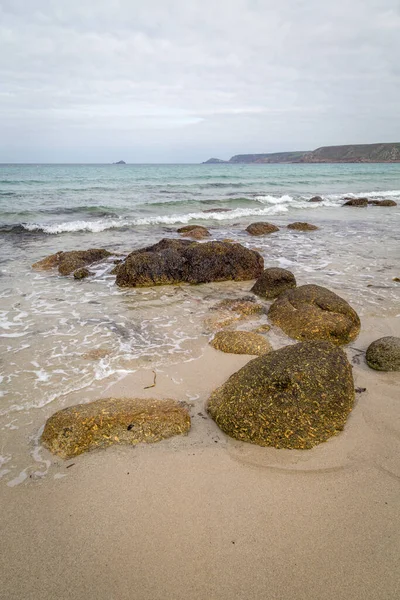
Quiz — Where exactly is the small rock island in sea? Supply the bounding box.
[113,160,126,164]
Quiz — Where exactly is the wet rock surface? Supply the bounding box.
[207,341,355,449]
[309,195,323,202]
[268,284,360,345]
[177,225,211,239]
[210,330,272,355]
[41,397,191,459]
[287,222,319,231]
[343,198,368,207]
[366,336,400,371]
[368,199,397,207]
[73,267,92,280]
[33,249,112,275]
[211,296,264,316]
[245,222,279,235]
[251,267,296,299]
[115,238,264,287]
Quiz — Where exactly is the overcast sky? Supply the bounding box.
[1,0,399,163]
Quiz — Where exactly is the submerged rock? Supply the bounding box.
[211,296,264,316]
[246,222,279,235]
[33,249,112,275]
[343,198,368,207]
[115,238,264,287]
[73,267,93,280]
[268,284,360,345]
[366,336,400,371]
[287,222,319,231]
[41,397,191,459]
[177,225,211,239]
[207,341,355,449]
[368,199,397,207]
[251,267,296,299]
[210,331,271,355]
[252,324,271,333]
[309,195,323,202]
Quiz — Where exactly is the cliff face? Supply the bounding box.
[203,143,400,164]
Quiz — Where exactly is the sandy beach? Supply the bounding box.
[1,309,399,600]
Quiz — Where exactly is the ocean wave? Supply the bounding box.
[20,219,130,234]
[134,205,288,225]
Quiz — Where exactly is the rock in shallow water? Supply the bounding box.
[366,336,400,371]
[251,267,296,299]
[287,222,319,231]
[210,331,272,355]
[246,222,279,235]
[207,341,355,449]
[33,249,112,275]
[41,398,191,459]
[268,284,360,345]
[177,225,211,239]
[115,238,264,287]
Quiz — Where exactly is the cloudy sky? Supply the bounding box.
[1,0,399,162]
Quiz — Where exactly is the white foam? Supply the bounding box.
[23,218,127,234]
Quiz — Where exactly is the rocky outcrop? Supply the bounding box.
[177,225,211,239]
[368,199,397,207]
[115,239,264,287]
[41,397,191,459]
[343,198,368,207]
[287,222,319,231]
[251,268,296,299]
[33,249,112,275]
[246,222,279,235]
[207,341,355,449]
[366,337,400,371]
[210,331,271,355]
[268,284,360,345]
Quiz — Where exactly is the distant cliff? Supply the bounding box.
[203,143,400,164]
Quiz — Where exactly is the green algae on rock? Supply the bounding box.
[115,238,264,287]
[211,296,265,316]
[287,222,319,231]
[251,267,296,299]
[41,397,191,459]
[366,336,400,371]
[73,267,93,280]
[207,341,355,449]
[177,225,211,239]
[210,330,272,355]
[33,249,112,275]
[268,284,360,345]
[246,222,279,235]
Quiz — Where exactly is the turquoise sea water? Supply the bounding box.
[0,163,399,485]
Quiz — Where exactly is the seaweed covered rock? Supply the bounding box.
[366,336,400,371]
[73,267,92,280]
[343,198,368,207]
[41,397,191,459]
[251,267,296,299]
[115,238,264,287]
[268,284,360,345]
[246,222,279,235]
[368,199,397,207]
[309,196,323,202]
[287,222,319,231]
[33,249,112,275]
[207,341,355,449]
[210,331,271,355]
[177,225,211,239]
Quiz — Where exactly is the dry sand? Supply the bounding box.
[1,316,400,600]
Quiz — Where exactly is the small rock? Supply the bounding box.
[252,324,271,333]
[343,198,368,207]
[33,249,112,275]
[368,200,397,207]
[251,267,296,299]
[211,297,264,316]
[73,267,93,280]
[41,398,191,459]
[366,337,400,371]
[246,222,279,235]
[287,222,319,231]
[309,196,323,202]
[177,225,211,239]
[210,331,272,355]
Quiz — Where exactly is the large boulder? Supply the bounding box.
[207,341,355,449]
[33,249,112,275]
[366,336,400,371]
[287,222,318,231]
[251,267,296,299]
[41,397,191,459]
[246,222,279,235]
[268,284,360,345]
[115,239,264,287]
[210,331,271,355]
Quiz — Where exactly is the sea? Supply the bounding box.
[1,162,399,486]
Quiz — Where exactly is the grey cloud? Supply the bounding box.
[0,0,399,162]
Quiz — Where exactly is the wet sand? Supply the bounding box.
[1,315,400,600]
